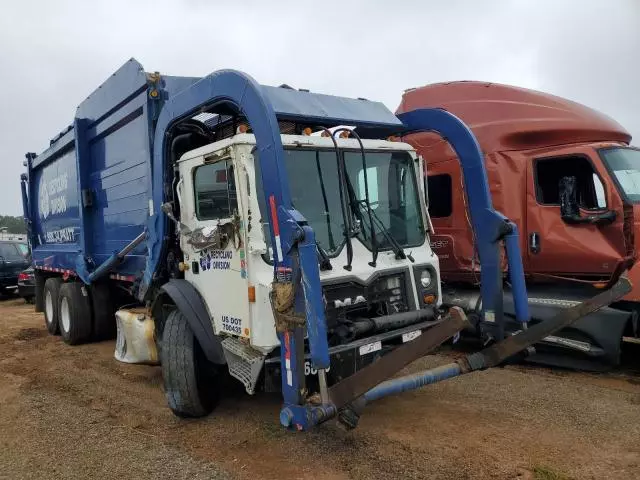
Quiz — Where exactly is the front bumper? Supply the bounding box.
[0,277,19,292]
[263,318,443,392]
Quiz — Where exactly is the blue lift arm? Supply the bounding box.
[397,108,530,340]
[142,69,337,429]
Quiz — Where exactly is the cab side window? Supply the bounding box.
[426,174,453,218]
[535,157,606,210]
[194,161,238,220]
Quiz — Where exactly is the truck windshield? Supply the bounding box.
[344,150,424,251]
[600,147,640,202]
[255,148,424,258]
[256,149,346,257]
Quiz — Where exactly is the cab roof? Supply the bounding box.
[397,81,631,152]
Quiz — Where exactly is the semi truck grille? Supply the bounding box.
[322,270,413,325]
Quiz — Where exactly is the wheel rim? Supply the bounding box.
[60,297,71,333]
[45,291,54,325]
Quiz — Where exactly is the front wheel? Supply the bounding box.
[161,309,219,418]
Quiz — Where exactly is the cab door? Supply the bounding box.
[525,153,623,277]
[177,152,250,339]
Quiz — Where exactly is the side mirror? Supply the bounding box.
[559,176,579,218]
[559,176,616,226]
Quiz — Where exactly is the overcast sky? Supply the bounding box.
[1,0,638,216]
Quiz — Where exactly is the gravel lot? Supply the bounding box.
[1,298,639,480]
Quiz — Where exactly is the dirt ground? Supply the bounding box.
[1,299,639,480]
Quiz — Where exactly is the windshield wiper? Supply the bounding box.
[337,130,415,264]
[319,127,355,271]
[333,128,378,267]
[354,199,413,262]
[313,149,333,271]
[316,241,333,271]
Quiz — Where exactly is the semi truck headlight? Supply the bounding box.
[420,270,432,288]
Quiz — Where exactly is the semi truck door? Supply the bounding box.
[178,154,251,339]
[525,155,622,278]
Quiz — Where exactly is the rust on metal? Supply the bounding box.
[328,307,469,410]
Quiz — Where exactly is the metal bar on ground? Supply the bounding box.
[328,307,468,410]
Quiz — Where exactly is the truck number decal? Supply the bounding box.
[304,361,330,376]
[221,315,242,335]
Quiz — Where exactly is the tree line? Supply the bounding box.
[0,216,26,234]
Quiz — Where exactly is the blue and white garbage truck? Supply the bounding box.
[21,59,630,430]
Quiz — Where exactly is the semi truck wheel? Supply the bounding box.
[161,309,218,418]
[43,278,63,335]
[58,282,93,345]
[90,283,116,340]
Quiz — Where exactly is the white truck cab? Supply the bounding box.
[176,132,441,392]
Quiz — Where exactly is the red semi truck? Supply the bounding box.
[398,81,639,368]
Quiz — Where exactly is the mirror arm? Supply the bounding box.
[561,210,617,226]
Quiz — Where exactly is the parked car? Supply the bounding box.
[18,267,35,303]
[0,240,31,297]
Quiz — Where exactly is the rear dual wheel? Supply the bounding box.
[42,278,116,344]
[58,282,93,345]
[43,278,62,335]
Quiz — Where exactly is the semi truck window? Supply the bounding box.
[193,161,238,220]
[535,157,605,210]
[599,147,640,203]
[426,174,453,218]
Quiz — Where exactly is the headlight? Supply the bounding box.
[420,270,432,288]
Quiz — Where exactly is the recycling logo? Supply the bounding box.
[39,176,50,220]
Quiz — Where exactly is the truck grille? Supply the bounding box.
[322,270,413,325]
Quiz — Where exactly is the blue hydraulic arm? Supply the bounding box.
[397,108,530,340]
[143,68,331,429]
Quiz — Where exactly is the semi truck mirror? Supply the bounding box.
[559,176,579,218]
[559,176,617,226]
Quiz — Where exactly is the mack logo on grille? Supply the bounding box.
[333,295,367,308]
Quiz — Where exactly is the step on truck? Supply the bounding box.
[398,81,639,370]
[21,59,631,430]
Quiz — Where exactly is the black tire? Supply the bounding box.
[161,309,218,418]
[43,278,63,335]
[90,283,116,340]
[58,282,93,345]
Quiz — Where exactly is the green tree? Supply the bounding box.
[0,215,27,234]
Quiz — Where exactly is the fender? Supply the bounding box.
[159,279,226,365]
